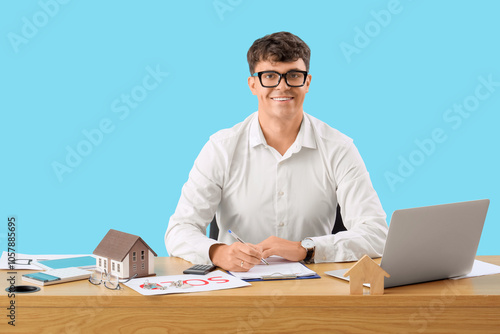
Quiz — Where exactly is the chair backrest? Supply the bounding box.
[209,204,346,240]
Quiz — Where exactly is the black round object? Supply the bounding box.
[5,285,41,293]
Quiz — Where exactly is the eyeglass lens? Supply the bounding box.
[89,270,136,290]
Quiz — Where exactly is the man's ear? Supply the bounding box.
[304,74,312,93]
[248,76,257,95]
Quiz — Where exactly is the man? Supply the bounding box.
[165,32,388,272]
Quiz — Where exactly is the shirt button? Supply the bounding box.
[279,222,284,227]
[278,191,284,196]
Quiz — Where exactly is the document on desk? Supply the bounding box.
[0,251,94,270]
[450,260,500,279]
[123,270,250,296]
[228,256,319,281]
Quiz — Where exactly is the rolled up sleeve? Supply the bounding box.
[165,139,225,264]
[311,141,388,263]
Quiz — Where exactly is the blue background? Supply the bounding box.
[1,0,499,257]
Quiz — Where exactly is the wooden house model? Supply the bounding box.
[343,254,390,295]
[93,229,157,279]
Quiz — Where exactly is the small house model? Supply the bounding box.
[93,229,157,279]
[343,254,390,295]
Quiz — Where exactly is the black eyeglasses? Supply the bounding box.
[89,270,137,290]
[252,70,308,88]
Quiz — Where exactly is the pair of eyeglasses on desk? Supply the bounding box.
[88,270,137,290]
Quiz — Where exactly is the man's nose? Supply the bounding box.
[275,75,290,90]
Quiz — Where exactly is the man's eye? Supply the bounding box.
[288,72,303,79]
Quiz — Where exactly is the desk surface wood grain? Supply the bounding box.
[2,256,500,333]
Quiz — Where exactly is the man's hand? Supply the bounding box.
[209,243,263,272]
[258,236,307,262]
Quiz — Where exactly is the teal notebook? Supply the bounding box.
[22,267,92,286]
[36,256,96,270]
[23,272,61,282]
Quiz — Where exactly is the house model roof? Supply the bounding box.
[93,229,157,262]
[344,255,390,278]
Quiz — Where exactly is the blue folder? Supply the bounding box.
[36,256,95,270]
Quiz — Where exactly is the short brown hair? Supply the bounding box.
[247,31,311,74]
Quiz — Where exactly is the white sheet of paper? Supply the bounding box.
[450,260,500,279]
[123,270,250,295]
[325,259,500,287]
[0,251,93,270]
[229,256,317,280]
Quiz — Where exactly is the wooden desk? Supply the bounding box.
[2,256,500,333]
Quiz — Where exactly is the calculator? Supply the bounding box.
[183,264,216,275]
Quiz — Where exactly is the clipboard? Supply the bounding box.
[228,260,321,282]
[244,272,321,282]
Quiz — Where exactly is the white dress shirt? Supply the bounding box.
[165,112,388,265]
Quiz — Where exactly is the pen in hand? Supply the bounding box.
[228,230,270,265]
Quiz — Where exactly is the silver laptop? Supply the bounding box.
[326,199,490,288]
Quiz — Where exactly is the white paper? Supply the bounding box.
[123,270,251,295]
[325,259,500,286]
[229,257,317,280]
[0,251,93,270]
[450,260,500,280]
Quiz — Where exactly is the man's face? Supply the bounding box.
[248,59,311,122]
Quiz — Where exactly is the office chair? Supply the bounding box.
[209,204,346,240]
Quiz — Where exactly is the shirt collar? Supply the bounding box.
[300,114,317,149]
[249,112,317,150]
[249,113,266,148]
